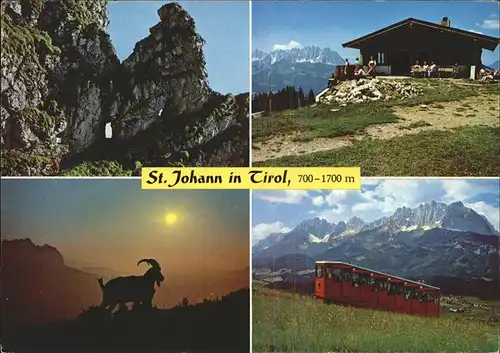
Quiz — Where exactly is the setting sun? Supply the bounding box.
[164,212,179,226]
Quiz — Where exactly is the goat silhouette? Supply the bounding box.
[97,258,165,312]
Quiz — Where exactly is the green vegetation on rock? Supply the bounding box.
[0,150,53,176]
[23,107,55,138]
[1,12,61,57]
[61,160,132,177]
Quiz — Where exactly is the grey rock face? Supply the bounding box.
[1,1,248,176]
[112,3,211,139]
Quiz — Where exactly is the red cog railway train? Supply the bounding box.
[314,261,441,317]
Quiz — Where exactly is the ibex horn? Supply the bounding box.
[137,258,160,268]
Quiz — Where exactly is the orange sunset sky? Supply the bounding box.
[1,179,250,308]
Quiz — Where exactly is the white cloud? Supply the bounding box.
[468,29,484,34]
[257,190,310,204]
[478,19,500,30]
[312,195,325,207]
[272,40,302,51]
[303,179,499,226]
[489,14,498,19]
[252,222,291,244]
[441,179,486,203]
[254,180,499,234]
[465,201,500,231]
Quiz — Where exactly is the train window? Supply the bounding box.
[360,274,369,285]
[427,292,435,302]
[388,283,404,295]
[352,273,360,287]
[333,269,341,282]
[316,266,323,278]
[379,280,388,291]
[418,291,426,302]
[326,267,334,280]
[404,288,416,300]
[342,269,352,281]
[370,279,379,292]
[418,291,436,302]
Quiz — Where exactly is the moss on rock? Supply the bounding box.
[0,150,53,176]
[61,160,132,176]
[22,107,54,138]
[1,12,61,57]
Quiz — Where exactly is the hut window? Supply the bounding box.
[315,265,323,278]
[377,52,386,65]
[105,123,113,139]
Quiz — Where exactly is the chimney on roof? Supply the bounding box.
[441,17,451,27]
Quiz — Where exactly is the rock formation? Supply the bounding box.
[318,78,423,106]
[1,1,248,176]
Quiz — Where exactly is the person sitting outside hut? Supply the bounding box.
[354,64,365,79]
[354,57,360,66]
[411,61,422,77]
[367,56,377,77]
[422,61,429,73]
[452,63,459,78]
[427,61,437,78]
[344,58,350,76]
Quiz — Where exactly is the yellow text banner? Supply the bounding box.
[141,167,360,190]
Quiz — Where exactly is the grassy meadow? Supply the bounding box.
[252,80,500,176]
[252,282,499,353]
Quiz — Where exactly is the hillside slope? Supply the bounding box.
[252,283,497,353]
[3,288,250,353]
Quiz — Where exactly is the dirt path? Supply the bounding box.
[252,93,499,162]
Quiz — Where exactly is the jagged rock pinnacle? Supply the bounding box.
[158,2,189,22]
[0,0,248,175]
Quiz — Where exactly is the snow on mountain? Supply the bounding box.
[252,46,345,94]
[252,46,345,66]
[253,201,499,277]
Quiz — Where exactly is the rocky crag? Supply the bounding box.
[1,1,248,176]
[318,78,423,106]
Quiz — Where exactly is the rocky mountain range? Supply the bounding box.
[252,46,344,95]
[253,201,500,278]
[1,1,248,176]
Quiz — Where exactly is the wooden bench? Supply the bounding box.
[438,67,457,78]
[410,67,426,77]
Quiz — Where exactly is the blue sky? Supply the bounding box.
[108,1,249,94]
[252,1,500,65]
[252,179,500,244]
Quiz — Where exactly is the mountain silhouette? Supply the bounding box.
[2,238,102,327]
[1,238,250,352]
